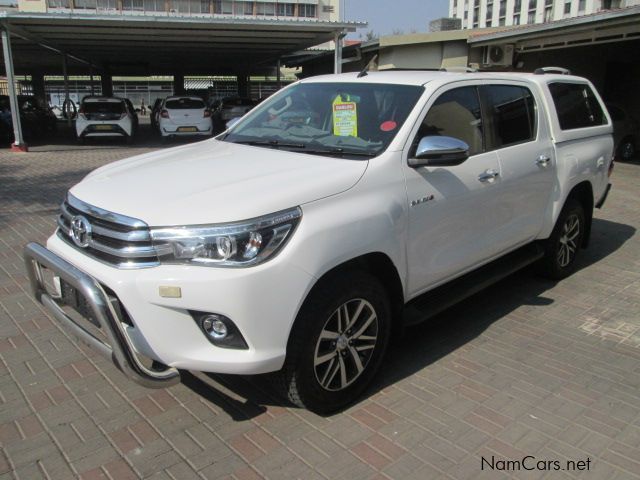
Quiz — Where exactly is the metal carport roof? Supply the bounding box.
[0,12,364,75]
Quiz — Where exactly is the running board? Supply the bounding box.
[402,243,545,327]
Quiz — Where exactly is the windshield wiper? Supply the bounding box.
[303,147,377,158]
[232,139,306,149]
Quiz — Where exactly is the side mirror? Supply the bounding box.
[226,117,241,130]
[408,136,470,168]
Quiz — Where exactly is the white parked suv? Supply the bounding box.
[25,69,613,413]
[158,96,212,139]
[76,96,136,143]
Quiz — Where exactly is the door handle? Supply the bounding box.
[478,169,500,182]
[536,155,550,167]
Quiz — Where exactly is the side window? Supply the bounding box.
[548,82,606,130]
[482,85,536,149]
[415,86,483,156]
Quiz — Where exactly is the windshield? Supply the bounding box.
[166,98,205,109]
[222,82,424,158]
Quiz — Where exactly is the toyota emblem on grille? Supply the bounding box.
[70,215,92,248]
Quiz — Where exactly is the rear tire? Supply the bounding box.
[278,271,391,414]
[538,199,585,280]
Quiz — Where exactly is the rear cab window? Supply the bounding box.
[548,82,606,130]
[83,99,124,114]
[165,98,205,109]
[481,85,536,150]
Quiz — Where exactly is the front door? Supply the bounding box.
[403,84,505,297]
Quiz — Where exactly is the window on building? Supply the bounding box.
[578,0,586,11]
[140,0,164,11]
[232,1,254,15]
[299,4,317,17]
[276,3,295,16]
[74,0,98,8]
[47,0,71,7]
[464,10,468,19]
[549,82,607,130]
[528,11,535,22]
[486,4,493,19]
[499,1,506,17]
[96,0,116,9]
[322,5,334,12]
[257,2,275,15]
[481,85,536,149]
[212,0,233,13]
[564,1,571,14]
[417,86,484,156]
[514,0,522,10]
[544,5,552,21]
[513,13,520,23]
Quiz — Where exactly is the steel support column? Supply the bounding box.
[1,27,27,151]
[276,58,282,90]
[31,71,46,102]
[173,73,185,95]
[62,54,72,128]
[334,31,345,74]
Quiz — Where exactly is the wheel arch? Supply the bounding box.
[291,252,406,343]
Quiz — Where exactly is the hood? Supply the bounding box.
[71,139,368,226]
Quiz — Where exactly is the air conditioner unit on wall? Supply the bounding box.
[483,44,515,67]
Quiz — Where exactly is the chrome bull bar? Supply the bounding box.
[23,242,180,388]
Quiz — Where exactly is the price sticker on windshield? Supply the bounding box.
[332,95,358,137]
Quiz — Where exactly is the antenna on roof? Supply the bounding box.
[357,54,379,78]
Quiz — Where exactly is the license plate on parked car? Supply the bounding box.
[178,127,197,132]
[95,125,113,131]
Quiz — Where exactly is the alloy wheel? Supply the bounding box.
[557,213,580,268]
[313,298,378,392]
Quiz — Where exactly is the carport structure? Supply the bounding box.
[0,11,363,150]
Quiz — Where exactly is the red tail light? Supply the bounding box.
[160,110,169,118]
[203,110,211,118]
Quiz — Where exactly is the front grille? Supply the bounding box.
[57,194,159,269]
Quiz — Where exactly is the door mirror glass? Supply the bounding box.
[409,136,470,168]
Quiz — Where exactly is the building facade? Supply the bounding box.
[449,0,640,28]
[18,0,340,21]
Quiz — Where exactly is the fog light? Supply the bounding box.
[202,315,228,340]
[191,311,248,350]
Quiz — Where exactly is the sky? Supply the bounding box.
[343,0,450,38]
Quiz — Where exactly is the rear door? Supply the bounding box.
[480,83,555,246]
[403,83,505,295]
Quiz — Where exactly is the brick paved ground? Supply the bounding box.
[1,127,639,479]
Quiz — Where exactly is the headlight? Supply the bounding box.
[149,207,301,267]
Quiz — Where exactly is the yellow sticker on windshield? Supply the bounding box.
[332,95,358,137]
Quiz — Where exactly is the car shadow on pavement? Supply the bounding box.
[183,218,636,418]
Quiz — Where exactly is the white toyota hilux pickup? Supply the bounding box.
[25,69,613,413]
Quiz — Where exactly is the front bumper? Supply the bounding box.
[160,122,212,136]
[25,234,315,382]
[24,242,180,388]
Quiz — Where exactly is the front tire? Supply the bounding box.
[279,271,391,414]
[539,199,585,280]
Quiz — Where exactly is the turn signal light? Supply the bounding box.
[160,110,169,118]
[203,110,211,118]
